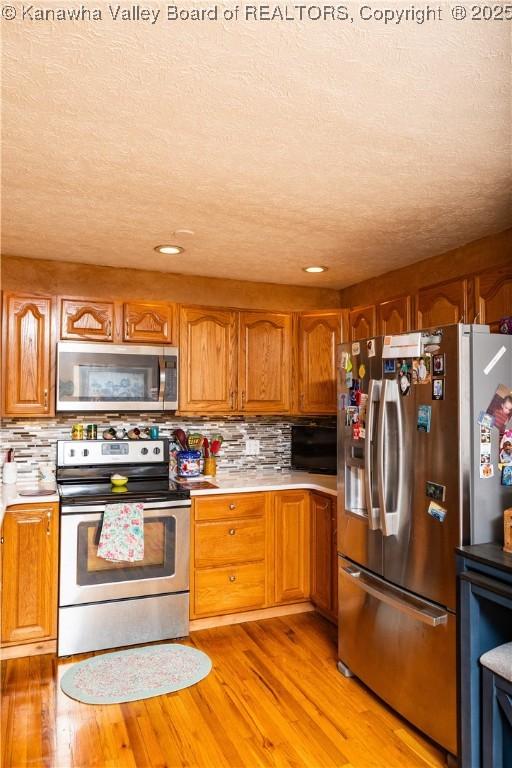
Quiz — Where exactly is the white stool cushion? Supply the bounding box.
[480,642,512,682]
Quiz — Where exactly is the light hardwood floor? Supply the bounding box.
[1,613,446,768]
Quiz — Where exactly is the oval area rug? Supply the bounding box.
[60,643,212,704]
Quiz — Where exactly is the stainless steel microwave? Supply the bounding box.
[56,342,178,412]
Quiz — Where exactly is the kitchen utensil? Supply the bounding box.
[203,438,210,458]
[173,429,188,451]
[210,436,223,456]
[187,433,204,450]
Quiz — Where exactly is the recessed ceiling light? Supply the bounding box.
[154,245,184,255]
[303,266,328,273]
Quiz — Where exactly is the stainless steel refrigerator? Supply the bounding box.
[337,324,512,757]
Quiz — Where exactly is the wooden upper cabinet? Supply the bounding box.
[377,296,411,335]
[60,298,114,341]
[1,503,59,645]
[123,302,175,344]
[239,312,292,413]
[474,266,512,331]
[298,311,342,414]
[348,305,376,342]
[416,278,467,329]
[179,306,237,412]
[273,491,310,604]
[3,293,53,417]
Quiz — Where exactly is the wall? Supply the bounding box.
[0,414,335,482]
[1,256,341,311]
[339,228,512,308]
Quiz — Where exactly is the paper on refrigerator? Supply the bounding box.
[382,332,422,359]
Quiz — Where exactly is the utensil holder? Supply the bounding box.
[177,450,201,478]
[203,457,217,476]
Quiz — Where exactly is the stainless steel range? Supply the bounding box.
[56,438,191,657]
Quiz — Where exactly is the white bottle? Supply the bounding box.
[3,462,17,484]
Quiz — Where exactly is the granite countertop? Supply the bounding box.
[456,543,512,575]
[1,482,59,525]
[0,471,336,527]
[186,470,337,497]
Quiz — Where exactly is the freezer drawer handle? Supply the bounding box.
[341,566,448,627]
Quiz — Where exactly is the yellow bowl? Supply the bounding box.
[110,475,128,487]
[111,486,128,493]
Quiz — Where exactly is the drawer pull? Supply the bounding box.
[229,503,236,510]
[229,575,236,583]
[228,528,236,536]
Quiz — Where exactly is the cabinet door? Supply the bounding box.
[348,305,376,342]
[298,312,342,414]
[274,491,310,604]
[179,306,237,412]
[416,278,467,329]
[474,267,512,332]
[239,312,292,413]
[60,298,114,341]
[310,493,333,617]
[377,296,411,335]
[1,504,59,644]
[123,302,175,344]
[3,293,53,416]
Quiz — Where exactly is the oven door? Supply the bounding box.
[59,501,190,606]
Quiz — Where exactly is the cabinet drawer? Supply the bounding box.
[194,562,266,617]
[195,518,265,568]
[194,493,266,522]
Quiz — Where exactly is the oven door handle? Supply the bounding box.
[60,500,191,514]
[60,507,186,526]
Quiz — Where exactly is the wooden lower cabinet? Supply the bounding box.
[195,563,267,617]
[191,490,337,620]
[310,493,338,623]
[1,503,59,646]
[273,491,311,604]
[191,493,269,618]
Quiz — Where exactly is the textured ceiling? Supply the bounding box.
[2,6,511,289]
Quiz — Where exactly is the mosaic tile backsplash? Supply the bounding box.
[0,414,335,481]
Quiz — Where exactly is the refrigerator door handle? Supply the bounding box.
[340,565,448,627]
[364,379,382,531]
[377,378,403,536]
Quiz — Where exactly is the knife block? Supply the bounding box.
[504,508,512,554]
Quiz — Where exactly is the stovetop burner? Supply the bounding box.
[58,478,190,505]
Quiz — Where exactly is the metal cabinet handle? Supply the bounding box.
[364,379,382,531]
[125,319,129,338]
[377,378,402,536]
[106,319,112,338]
[229,503,236,510]
[230,391,235,409]
[46,511,51,536]
[340,565,448,627]
[229,575,236,583]
[228,528,236,536]
[241,391,246,408]
[300,393,305,409]
[43,389,48,408]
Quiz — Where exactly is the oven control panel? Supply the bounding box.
[57,439,168,466]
